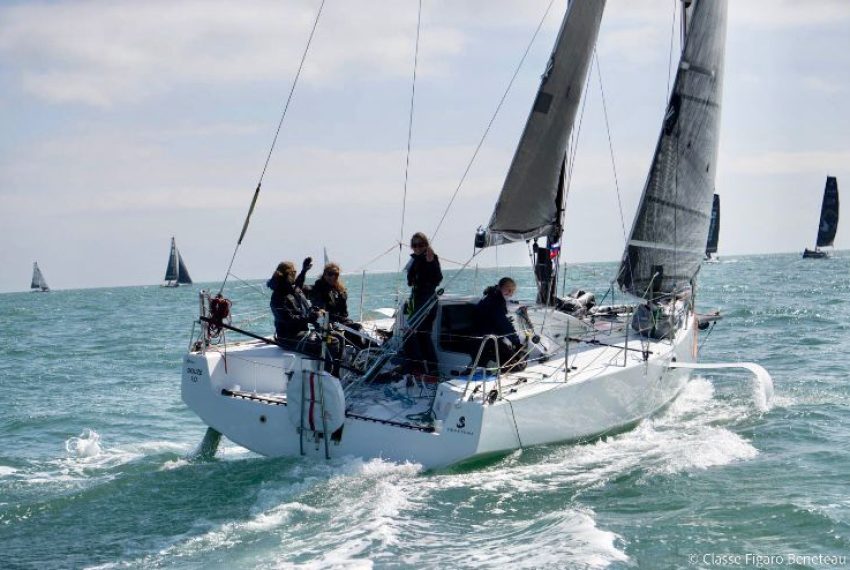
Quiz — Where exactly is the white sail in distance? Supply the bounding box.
[31,262,49,292]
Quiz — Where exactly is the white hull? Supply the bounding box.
[182,315,697,469]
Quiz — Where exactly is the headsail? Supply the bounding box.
[31,262,49,291]
[618,0,727,298]
[815,176,839,248]
[177,251,193,285]
[476,0,606,248]
[705,193,720,255]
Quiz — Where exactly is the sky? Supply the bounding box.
[1,0,849,293]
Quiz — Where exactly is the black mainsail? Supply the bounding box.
[476,1,606,249]
[164,237,193,286]
[816,176,839,248]
[705,193,720,257]
[617,0,727,299]
[30,262,49,292]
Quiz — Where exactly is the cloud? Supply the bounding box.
[0,0,465,107]
[732,0,850,28]
[726,150,850,176]
[802,76,843,95]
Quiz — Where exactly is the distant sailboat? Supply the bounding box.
[705,193,720,262]
[803,176,839,259]
[162,237,193,287]
[30,262,50,292]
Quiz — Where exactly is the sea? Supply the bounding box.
[1,252,848,569]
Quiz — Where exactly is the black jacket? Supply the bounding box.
[268,274,314,338]
[474,287,520,347]
[407,253,442,309]
[310,278,350,324]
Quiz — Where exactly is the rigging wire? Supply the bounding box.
[431,0,558,242]
[218,0,327,294]
[665,0,678,103]
[593,50,627,243]
[396,0,424,283]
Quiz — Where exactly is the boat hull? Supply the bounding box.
[802,248,828,259]
[182,320,696,469]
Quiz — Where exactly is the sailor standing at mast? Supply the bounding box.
[404,232,443,375]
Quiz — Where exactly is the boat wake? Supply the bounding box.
[6,374,771,569]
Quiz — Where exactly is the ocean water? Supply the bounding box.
[1,253,848,569]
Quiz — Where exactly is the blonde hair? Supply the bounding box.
[274,261,296,280]
[323,262,346,293]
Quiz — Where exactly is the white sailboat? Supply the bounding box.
[30,262,50,292]
[181,0,771,469]
[162,237,193,287]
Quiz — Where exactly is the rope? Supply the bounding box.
[227,272,271,297]
[355,242,400,273]
[218,0,327,293]
[431,0,558,241]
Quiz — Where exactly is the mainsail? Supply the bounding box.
[31,262,49,292]
[164,237,193,285]
[617,0,727,299]
[476,0,606,248]
[815,176,839,248]
[705,193,720,255]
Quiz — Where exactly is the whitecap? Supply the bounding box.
[0,466,19,477]
[65,428,102,458]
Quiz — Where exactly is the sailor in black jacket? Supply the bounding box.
[310,262,370,349]
[404,232,443,374]
[310,263,351,325]
[267,258,341,374]
[473,277,525,371]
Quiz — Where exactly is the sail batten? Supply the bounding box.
[477,0,606,248]
[617,0,727,299]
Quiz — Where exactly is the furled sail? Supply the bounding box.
[815,176,839,248]
[31,262,49,291]
[705,193,720,255]
[476,0,606,248]
[617,0,727,298]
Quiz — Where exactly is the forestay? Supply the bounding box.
[618,0,727,298]
[477,0,605,248]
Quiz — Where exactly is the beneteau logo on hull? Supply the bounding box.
[448,416,474,436]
